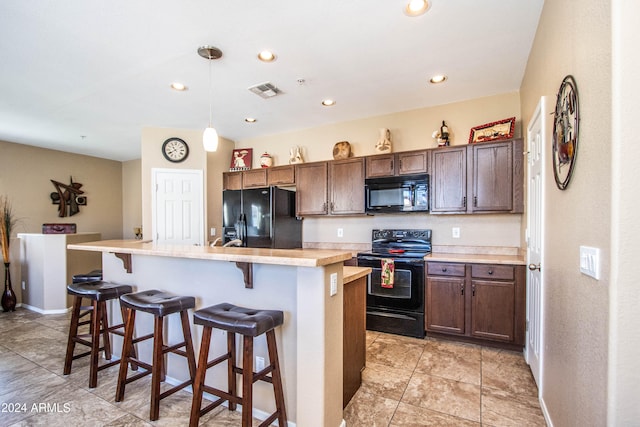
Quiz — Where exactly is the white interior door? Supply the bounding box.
[152,168,204,246]
[525,97,548,390]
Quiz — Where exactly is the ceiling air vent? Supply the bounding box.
[248,82,282,99]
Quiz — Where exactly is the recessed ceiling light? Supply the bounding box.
[258,50,276,62]
[245,117,257,123]
[170,82,187,91]
[321,99,336,107]
[404,0,430,16]
[429,75,447,84]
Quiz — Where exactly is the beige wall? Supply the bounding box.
[239,92,524,249]
[610,0,640,424]
[0,140,123,239]
[140,127,233,244]
[122,159,142,239]
[1,140,122,305]
[520,0,611,424]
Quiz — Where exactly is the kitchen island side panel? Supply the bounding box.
[100,251,343,427]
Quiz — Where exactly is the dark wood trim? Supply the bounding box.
[113,252,132,273]
[235,262,253,288]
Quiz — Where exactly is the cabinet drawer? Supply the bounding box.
[427,262,466,277]
[471,264,514,280]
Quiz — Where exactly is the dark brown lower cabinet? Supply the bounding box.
[426,261,525,348]
[343,273,366,407]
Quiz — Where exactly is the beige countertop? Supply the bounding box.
[425,252,526,265]
[67,239,352,267]
[343,266,371,283]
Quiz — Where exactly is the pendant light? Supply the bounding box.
[198,46,223,152]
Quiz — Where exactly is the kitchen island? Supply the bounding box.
[67,240,354,427]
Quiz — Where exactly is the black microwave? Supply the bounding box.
[365,174,429,213]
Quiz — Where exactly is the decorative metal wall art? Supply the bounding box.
[552,75,580,190]
[50,177,86,217]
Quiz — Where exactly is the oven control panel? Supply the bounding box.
[372,229,431,241]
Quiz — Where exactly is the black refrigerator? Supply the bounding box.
[222,186,302,248]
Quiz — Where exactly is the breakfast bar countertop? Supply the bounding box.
[67,239,353,267]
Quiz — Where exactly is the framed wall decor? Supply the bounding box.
[468,117,516,144]
[230,148,252,171]
[552,75,580,190]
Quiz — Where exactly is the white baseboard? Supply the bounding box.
[540,394,552,427]
[21,303,70,315]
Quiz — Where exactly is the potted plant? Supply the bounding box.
[0,195,17,312]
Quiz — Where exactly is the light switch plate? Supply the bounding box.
[452,227,460,238]
[580,246,600,280]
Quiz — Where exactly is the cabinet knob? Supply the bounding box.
[487,269,493,275]
[442,267,447,272]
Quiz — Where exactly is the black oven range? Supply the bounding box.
[357,229,431,338]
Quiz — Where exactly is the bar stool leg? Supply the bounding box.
[150,315,164,421]
[100,301,112,360]
[228,332,237,411]
[116,307,136,402]
[180,311,197,380]
[266,330,287,425]
[63,296,82,375]
[189,326,212,427]
[120,304,138,371]
[242,335,253,427]
[89,299,101,388]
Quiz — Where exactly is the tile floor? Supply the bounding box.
[344,331,547,426]
[0,308,546,426]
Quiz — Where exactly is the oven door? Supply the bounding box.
[357,255,424,312]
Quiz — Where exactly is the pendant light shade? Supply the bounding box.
[203,127,219,152]
[198,46,223,152]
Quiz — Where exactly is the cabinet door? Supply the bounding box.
[430,146,467,213]
[366,154,395,178]
[330,158,365,215]
[471,141,513,212]
[295,162,328,215]
[426,276,466,335]
[267,165,295,186]
[242,169,267,188]
[398,150,428,175]
[470,279,515,342]
[222,172,242,190]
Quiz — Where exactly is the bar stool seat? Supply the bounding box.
[116,289,197,421]
[63,280,133,388]
[189,303,287,427]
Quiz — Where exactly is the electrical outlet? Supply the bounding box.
[210,227,216,236]
[337,228,344,238]
[330,273,338,296]
[256,356,265,371]
[21,280,26,290]
[452,227,460,238]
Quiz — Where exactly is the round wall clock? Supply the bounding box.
[552,75,580,190]
[162,137,189,163]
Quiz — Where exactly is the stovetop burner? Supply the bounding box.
[358,229,432,259]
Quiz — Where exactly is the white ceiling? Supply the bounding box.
[0,1,543,161]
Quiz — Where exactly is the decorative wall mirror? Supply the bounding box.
[552,75,580,190]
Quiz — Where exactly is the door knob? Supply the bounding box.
[528,263,541,271]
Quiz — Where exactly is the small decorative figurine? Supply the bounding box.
[333,141,351,159]
[432,120,451,146]
[375,128,392,153]
[289,146,304,164]
[260,152,273,168]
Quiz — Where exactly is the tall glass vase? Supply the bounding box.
[2,262,16,312]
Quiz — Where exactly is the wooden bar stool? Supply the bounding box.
[115,289,197,421]
[63,280,134,388]
[189,303,287,427]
